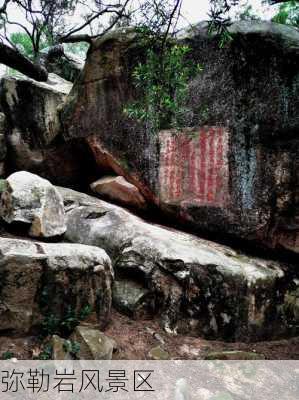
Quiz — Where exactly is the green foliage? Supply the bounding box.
[63,340,81,359]
[10,32,50,59]
[124,40,201,132]
[41,304,92,337]
[65,42,89,58]
[36,344,53,360]
[41,314,60,336]
[272,1,299,28]
[78,304,92,320]
[2,351,14,360]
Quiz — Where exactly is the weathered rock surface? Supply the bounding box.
[0,113,6,177]
[205,350,265,360]
[1,171,66,238]
[41,47,84,82]
[60,187,299,341]
[1,73,71,146]
[113,279,154,318]
[91,175,147,210]
[0,73,95,187]
[61,22,299,254]
[70,326,115,360]
[50,335,73,360]
[148,345,170,360]
[0,237,113,334]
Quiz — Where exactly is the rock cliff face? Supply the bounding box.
[0,73,96,188]
[61,22,299,254]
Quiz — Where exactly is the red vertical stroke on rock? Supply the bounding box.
[180,134,189,198]
[162,135,170,200]
[175,135,181,199]
[215,127,224,204]
[168,135,174,200]
[175,134,183,199]
[198,128,207,201]
[189,135,196,196]
[172,135,178,199]
[207,127,215,203]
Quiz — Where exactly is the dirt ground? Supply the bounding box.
[1,310,299,360]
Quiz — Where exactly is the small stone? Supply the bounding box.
[204,351,266,360]
[71,326,116,360]
[50,335,72,360]
[148,346,170,360]
[90,176,146,210]
[1,171,66,238]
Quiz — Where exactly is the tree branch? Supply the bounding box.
[0,42,48,81]
[161,0,183,53]
[59,0,131,44]
[268,0,298,3]
[61,6,122,40]
[59,34,92,44]
[0,0,10,14]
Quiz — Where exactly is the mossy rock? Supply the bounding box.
[0,179,7,194]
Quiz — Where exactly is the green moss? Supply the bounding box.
[0,179,7,194]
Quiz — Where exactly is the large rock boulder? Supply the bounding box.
[0,73,96,188]
[61,23,299,254]
[2,73,70,146]
[59,187,299,341]
[1,171,66,238]
[0,237,113,334]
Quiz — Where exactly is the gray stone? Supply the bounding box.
[40,47,84,82]
[91,176,147,210]
[50,335,72,360]
[59,187,299,341]
[1,73,71,146]
[70,326,115,360]
[1,171,66,238]
[0,237,113,334]
[205,351,266,360]
[0,73,90,187]
[113,280,153,318]
[0,179,7,194]
[148,346,170,360]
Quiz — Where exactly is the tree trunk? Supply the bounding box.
[0,43,48,82]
